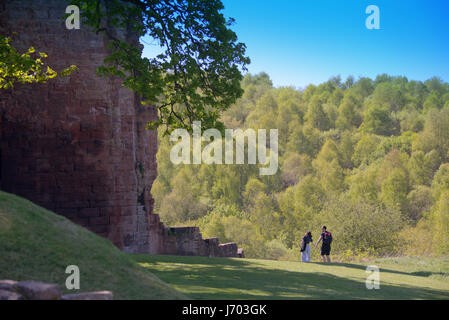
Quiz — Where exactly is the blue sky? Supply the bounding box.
[142,0,449,88]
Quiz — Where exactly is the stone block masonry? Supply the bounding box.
[0,0,157,253]
[0,0,241,257]
[159,227,239,257]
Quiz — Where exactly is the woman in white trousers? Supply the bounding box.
[301,231,312,262]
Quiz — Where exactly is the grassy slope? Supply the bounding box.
[134,254,449,299]
[0,191,185,300]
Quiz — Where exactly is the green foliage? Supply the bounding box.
[305,96,331,131]
[360,105,397,136]
[367,81,406,112]
[409,150,440,186]
[313,140,346,193]
[70,0,250,133]
[280,152,312,186]
[405,186,433,222]
[197,212,265,258]
[335,92,362,130]
[0,35,76,89]
[352,134,381,166]
[322,197,405,255]
[380,168,409,212]
[399,219,434,256]
[413,109,449,161]
[158,167,208,224]
[347,165,379,202]
[152,72,449,259]
[432,191,449,255]
[432,163,449,200]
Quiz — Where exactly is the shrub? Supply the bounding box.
[320,195,405,256]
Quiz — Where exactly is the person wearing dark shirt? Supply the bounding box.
[315,225,332,263]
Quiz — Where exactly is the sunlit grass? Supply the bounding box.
[134,254,449,300]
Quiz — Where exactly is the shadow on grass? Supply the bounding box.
[134,253,260,266]
[411,271,449,278]
[133,255,449,300]
[326,262,449,280]
[322,262,413,276]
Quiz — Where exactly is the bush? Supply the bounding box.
[320,195,405,256]
[198,213,267,258]
[399,218,434,256]
[263,239,289,260]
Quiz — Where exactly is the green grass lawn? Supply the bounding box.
[2,190,449,300]
[133,254,449,299]
[0,191,185,299]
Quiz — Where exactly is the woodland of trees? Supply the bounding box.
[153,73,449,260]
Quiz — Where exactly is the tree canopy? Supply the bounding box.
[70,0,250,133]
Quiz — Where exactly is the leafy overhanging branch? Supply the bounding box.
[0,35,77,89]
[70,0,250,134]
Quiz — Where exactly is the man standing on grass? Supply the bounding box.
[315,225,332,263]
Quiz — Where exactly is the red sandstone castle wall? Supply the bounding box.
[0,0,159,253]
[0,0,241,258]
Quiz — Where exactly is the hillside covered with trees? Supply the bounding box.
[152,73,449,260]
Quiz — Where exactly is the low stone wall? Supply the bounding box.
[0,280,112,300]
[153,226,242,258]
[218,243,239,258]
[204,237,221,257]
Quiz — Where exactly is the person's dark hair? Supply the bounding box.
[307,231,313,242]
[322,225,327,230]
